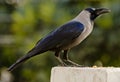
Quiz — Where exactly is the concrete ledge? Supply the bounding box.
[50,67,120,82]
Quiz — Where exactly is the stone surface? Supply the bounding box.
[50,67,120,82]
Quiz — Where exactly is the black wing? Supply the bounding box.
[35,21,84,51]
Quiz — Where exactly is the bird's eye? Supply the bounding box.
[85,8,95,14]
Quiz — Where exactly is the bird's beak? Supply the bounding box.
[95,8,111,15]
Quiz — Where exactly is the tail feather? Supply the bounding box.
[8,55,30,71]
[8,48,45,72]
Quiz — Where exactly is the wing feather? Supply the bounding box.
[35,21,84,51]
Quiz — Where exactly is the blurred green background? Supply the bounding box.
[0,0,120,82]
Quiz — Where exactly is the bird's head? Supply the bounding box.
[85,8,111,20]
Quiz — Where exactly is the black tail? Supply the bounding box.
[8,54,31,71]
[8,48,45,72]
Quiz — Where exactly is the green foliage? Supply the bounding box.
[0,0,120,82]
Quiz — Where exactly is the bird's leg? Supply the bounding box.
[55,50,67,66]
[62,50,82,67]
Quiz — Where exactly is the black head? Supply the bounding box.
[85,8,110,20]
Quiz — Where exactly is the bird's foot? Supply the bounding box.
[56,57,84,67]
[63,59,84,67]
[56,57,68,66]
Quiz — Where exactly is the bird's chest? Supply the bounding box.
[75,24,93,44]
[64,24,93,50]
